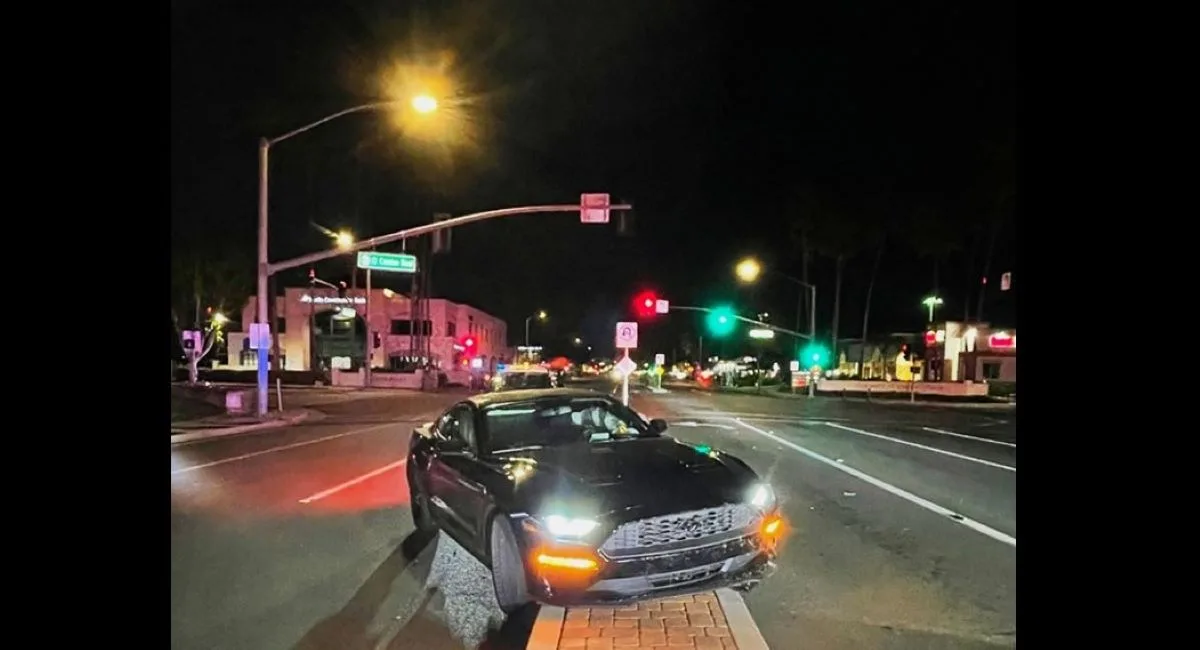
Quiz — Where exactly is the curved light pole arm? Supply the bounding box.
[670,305,811,340]
[267,101,399,146]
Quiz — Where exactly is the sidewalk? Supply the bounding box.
[170,409,317,443]
[527,589,768,650]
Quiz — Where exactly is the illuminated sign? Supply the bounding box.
[748,328,775,339]
[301,295,366,305]
[989,331,1016,349]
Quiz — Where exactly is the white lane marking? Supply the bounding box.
[730,419,1015,547]
[824,422,1016,473]
[298,459,408,504]
[171,422,400,475]
[672,421,738,430]
[922,426,1017,448]
[675,411,851,422]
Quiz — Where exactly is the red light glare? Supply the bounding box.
[924,330,937,345]
[465,338,475,347]
[643,298,653,308]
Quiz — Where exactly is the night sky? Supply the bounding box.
[171,0,1015,360]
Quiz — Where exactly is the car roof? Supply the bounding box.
[467,387,611,408]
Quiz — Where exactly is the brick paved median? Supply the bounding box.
[555,592,739,649]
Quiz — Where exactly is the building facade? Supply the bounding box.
[923,321,1017,383]
[223,287,510,372]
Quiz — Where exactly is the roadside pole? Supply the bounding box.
[621,350,630,406]
[364,264,372,388]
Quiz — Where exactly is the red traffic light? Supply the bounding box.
[633,290,659,319]
[464,337,475,348]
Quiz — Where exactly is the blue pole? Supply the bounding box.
[257,345,268,414]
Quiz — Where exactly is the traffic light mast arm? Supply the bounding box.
[269,203,632,276]
[671,305,812,340]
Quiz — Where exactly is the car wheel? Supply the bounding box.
[489,514,529,614]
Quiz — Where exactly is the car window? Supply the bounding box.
[436,409,460,440]
[454,405,477,450]
[482,396,649,453]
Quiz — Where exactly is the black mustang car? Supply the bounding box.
[406,387,781,612]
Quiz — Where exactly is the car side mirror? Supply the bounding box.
[649,418,668,434]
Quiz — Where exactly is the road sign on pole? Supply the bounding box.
[248,323,271,350]
[654,299,669,314]
[357,251,418,273]
[580,193,611,223]
[1000,271,1012,291]
[654,353,665,366]
[615,321,639,349]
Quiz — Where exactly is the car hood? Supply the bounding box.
[487,437,757,522]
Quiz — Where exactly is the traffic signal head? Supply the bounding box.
[633,290,659,319]
[337,281,348,298]
[801,343,830,369]
[705,305,737,337]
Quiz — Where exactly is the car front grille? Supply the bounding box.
[600,504,757,554]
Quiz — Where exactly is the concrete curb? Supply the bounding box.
[170,409,315,444]
[716,588,770,650]
[524,605,565,650]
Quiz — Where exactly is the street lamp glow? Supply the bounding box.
[922,296,945,322]
[735,258,762,283]
[412,94,438,114]
[537,310,548,320]
[212,312,228,326]
[573,337,582,345]
[335,231,354,250]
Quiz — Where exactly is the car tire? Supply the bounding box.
[489,514,529,614]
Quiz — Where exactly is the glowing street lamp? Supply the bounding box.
[211,312,229,327]
[922,296,944,322]
[735,258,762,283]
[411,94,438,114]
[525,310,548,355]
[335,231,355,250]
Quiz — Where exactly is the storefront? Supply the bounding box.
[923,321,1017,383]
[223,287,511,372]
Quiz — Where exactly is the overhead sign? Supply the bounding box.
[748,328,774,339]
[356,251,418,273]
[615,321,639,349]
[248,323,271,350]
[580,193,611,224]
[615,355,637,377]
[654,353,665,366]
[1000,271,1012,291]
[654,299,669,314]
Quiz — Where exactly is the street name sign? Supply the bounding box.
[357,251,418,273]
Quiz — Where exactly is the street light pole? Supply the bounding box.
[256,138,270,416]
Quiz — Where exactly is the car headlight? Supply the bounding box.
[747,483,776,511]
[543,515,599,538]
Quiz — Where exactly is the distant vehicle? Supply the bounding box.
[406,388,782,610]
[491,365,555,391]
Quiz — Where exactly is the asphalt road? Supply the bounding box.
[172,380,1015,649]
[626,381,1016,649]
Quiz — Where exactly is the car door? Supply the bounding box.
[439,404,494,552]
[426,404,489,551]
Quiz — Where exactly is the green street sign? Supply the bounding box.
[356,251,418,273]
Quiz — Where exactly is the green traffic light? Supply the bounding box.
[801,343,830,368]
[705,305,737,337]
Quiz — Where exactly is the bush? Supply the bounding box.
[987,381,1017,397]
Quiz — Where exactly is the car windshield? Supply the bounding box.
[502,373,553,389]
[482,396,649,453]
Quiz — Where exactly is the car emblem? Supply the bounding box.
[681,519,703,535]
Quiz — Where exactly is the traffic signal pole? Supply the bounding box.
[256,203,631,416]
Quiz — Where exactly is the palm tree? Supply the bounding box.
[807,196,862,360]
[857,233,886,377]
[906,204,964,322]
